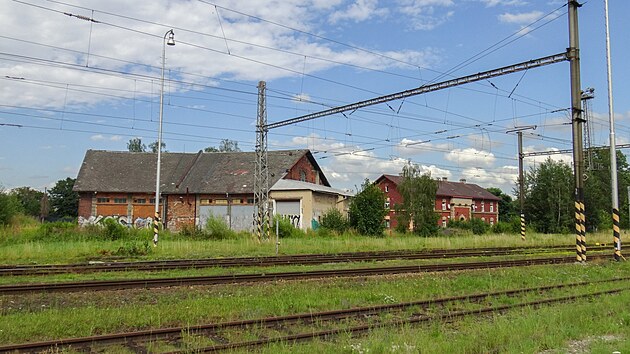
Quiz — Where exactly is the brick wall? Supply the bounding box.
[284,155,321,184]
[78,193,93,218]
[165,194,196,231]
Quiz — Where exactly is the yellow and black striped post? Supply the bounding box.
[575,201,586,262]
[153,212,160,247]
[520,213,526,241]
[613,208,621,261]
[580,201,586,261]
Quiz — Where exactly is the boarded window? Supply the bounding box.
[215,199,228,205]
[200,199,212,205]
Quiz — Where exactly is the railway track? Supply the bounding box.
[0,253,611,295]
[0,245,608,276]
[1,276,626,353]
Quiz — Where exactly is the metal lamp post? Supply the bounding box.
[153,29,175,246]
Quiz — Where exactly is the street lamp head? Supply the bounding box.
[166,29,175,46]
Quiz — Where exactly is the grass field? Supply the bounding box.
[0,224,628,352]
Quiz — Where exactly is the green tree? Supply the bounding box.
[584,150,630,230]
[205,139,241,153]
[9,187,44,217]
[320,208,349,233]
[0,187,23,225]
[394,164,439,236]
[487,187,516,222]
[148,140,166,153]
[48,178,79,218]
[127,138,147,152]
[524,158,574,233]
[348,179,387,236]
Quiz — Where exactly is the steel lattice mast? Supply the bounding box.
[254,81,270,241]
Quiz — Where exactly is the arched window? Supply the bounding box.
[299,169,307,182]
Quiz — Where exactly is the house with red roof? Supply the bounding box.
[374,174,501,230]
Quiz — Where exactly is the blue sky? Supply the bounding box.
[1,0,628,194]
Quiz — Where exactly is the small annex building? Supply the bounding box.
[374,174,501,230]
[73,149,352,231]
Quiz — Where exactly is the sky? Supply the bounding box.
[1,0,629,195]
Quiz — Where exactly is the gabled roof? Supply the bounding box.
[375,174,500,201]
[272,179,354,197]
[74,149,326,194]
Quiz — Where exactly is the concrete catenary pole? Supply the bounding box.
[604,0,621,261]
[568,0,586,262]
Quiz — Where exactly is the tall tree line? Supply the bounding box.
[522,151,630,233]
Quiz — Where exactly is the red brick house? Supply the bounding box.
[375,174,501,230]
[73,149,350,231]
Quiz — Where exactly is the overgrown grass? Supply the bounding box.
[0,260,628,348]
[0,220,621,264]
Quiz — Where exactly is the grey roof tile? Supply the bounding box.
[377,174,500,201]
[74,149,319,194]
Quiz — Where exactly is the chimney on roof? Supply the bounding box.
[442,177,448,181]
[459,178,466,183]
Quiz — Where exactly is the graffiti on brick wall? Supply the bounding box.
[78,215,153,228]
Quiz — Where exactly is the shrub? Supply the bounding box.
[204,214,238,240]
[469,218,489,235]
[39,221,81,240]
[414,221,440,237]
[491,221,513,234]
[0,193,23,226]
[447,219,470,230]
[272,216,306,238]
[113,240,152,256]
[320,208,349,234]
[101,218,129,240]
[178,223,208,239]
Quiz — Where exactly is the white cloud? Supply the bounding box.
[460,165,518,193]
[480,0,526,7]
[292,93,312,103]
[396,0,454,30]
[1,1,439,109]
[91,134,124,142]
[498,11,544,25]
[445,148,496,167]
[329,0,389,24]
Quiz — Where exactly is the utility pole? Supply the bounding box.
[254,81,270,241]
[604,0,621,261]
[568,0,586,262]
[507,126,536,241]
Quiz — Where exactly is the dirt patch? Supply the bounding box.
[538,335,621,354]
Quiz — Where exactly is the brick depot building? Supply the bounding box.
[73,149,351,231]
[375,174,501,230]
